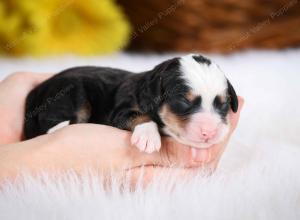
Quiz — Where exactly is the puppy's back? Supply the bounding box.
[24,66,131,139]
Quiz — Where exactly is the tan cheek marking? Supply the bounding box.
[159,104,188,136]
[76,102,91,123]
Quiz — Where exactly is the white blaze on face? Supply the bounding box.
[174,54,230,148]
[179,54,227,112]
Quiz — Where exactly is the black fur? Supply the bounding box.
[24,57,238,140]
[227,79,239,113]
[24,58,187,139]
[24,67,131,138]
[213,96,230,122]
[212,79,238,122]
[192,55,211,65]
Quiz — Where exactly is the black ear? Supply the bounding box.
[227,79,238,113]
[152,57,179,73]
[137,58,179,113]
[137,66,163,114]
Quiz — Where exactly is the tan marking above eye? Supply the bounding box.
[219,95,227,103]
[159,104,189,136]
[186,91,196,102]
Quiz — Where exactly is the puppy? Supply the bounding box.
[24,54,238,153]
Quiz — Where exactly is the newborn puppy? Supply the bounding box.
[24,54,238,153]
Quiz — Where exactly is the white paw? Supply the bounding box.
[131,121,161,153]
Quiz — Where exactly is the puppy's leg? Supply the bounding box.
[45,101,91,134]
[131,121,161,153]
[110,109,161,153]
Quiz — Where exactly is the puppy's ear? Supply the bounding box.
[152,58,177,73]
[138,58,178,113]
[137,67,163,114]
[227,79,238,113]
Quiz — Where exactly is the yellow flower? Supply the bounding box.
[0,0,130,56]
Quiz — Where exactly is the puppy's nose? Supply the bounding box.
[201,128,217,139]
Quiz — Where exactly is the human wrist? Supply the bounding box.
[0,134,56,180]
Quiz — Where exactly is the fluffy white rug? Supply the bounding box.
[0,50,300,220]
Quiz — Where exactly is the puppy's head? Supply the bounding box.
[154,54,238,148]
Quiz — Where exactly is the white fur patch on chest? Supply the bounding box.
[179,55,227,111]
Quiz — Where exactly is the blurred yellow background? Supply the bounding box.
[0,0,299,56]
[0,0,130,56]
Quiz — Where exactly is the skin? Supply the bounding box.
[0,72,244,185]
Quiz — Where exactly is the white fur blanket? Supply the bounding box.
[0,50,300,220]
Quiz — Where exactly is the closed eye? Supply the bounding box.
[220,102,230,112]
[213,96,230,115]
[169,96,201,116]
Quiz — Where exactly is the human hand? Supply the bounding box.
[0,72,243,185]
[126,97,244,183]
[0,72,53,144]
[36,99,243,183]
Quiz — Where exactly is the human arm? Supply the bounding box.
[0,72,243,183]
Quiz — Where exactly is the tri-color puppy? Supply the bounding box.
[24,54,238,153]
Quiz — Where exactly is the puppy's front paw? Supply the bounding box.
[131,121,161,153]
